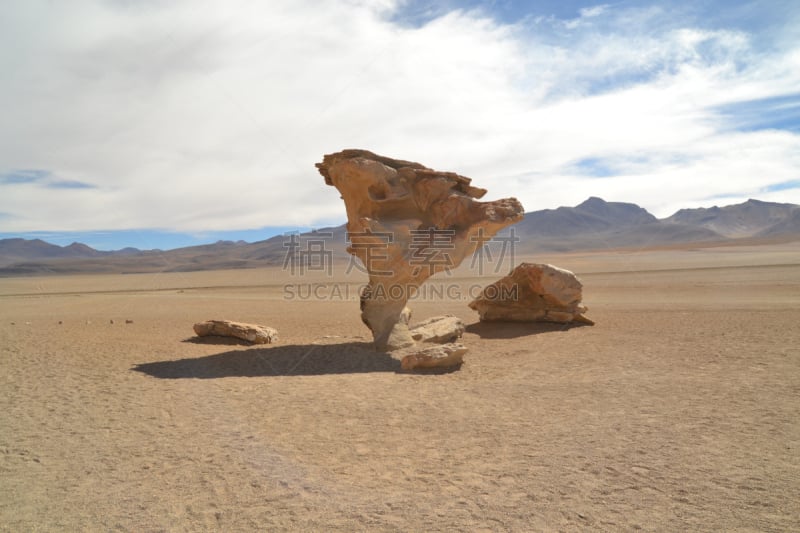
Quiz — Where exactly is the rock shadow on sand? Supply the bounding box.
[133,342,401,378]
[181,336,253,346]
[465,320,588,340]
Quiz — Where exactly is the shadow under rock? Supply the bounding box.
[133,342,401,378]
[181,336,253,346]
[465,320,588,340]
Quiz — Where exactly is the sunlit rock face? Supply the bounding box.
[317,149,524,350]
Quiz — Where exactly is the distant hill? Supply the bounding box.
[513,197,724,252]
[0,238,115,267]
[1,198,798,276]
[0,228,351,275]
[756,207,800,237]
[513,196,657,238]
[665,199,799,238]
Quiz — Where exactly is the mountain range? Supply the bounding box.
[1,198,798,276]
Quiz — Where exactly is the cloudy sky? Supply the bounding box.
[1,0,799,249]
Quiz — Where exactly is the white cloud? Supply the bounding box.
[579,5,609,18]
[565,3,610,28]
[0,0,799,233]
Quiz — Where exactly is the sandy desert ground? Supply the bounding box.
[1,242,799,531]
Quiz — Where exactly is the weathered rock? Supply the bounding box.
[469,263,594,325]
[410,315,465,344]
[400,343,467,371]
[193,320,278,344]
[317,149,524,350]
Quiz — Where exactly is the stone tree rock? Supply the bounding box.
[469,263,594,325]
[317,149,524,350]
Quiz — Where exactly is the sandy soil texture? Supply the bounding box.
[1,246,799,531]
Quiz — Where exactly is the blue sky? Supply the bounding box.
[0,0,799,250]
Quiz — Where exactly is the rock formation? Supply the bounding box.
[469,263,593,325]
[193,320,278,344]
[317,149,524,350]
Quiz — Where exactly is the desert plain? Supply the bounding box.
[1,241,799,531]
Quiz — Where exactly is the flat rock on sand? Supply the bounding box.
[409,315,465,344]
[399,342,467,371]
[193,319,278,344]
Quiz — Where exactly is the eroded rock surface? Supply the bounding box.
[410,315,465,344]
[317,149,524,350]
[469,263,594,325]
[193,320,278,344]
[399,343,467,371]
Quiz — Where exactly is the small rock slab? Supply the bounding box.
[400,343,467,371]
[193,320,278,344]
[409,315,465,344]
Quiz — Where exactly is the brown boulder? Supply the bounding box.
[469,263,593,325]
